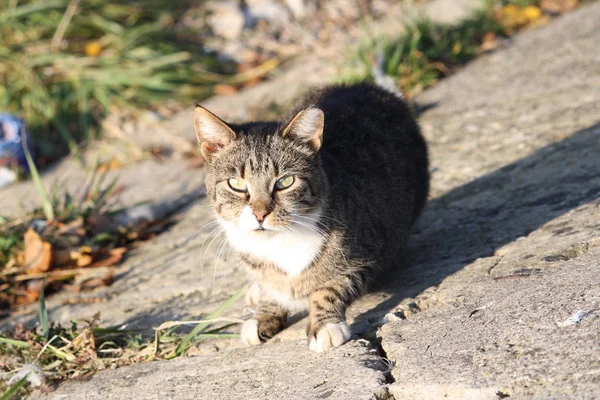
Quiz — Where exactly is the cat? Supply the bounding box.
[193,83,429,352]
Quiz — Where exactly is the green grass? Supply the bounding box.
[0,0,239,162]
[345,0,545,97]
[0,375,29,400]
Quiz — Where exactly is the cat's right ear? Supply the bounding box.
[193,106,237,161]
[280,108,324,151]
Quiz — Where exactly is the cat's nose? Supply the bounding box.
[253,210,270,223]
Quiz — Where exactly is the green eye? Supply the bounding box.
[228,178,247,192]
[275,175,295,190]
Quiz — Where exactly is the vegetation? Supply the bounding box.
[0,0,273,162]
[347,0,567,97]
[0,287,243,397]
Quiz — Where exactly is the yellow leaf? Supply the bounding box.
[496,4,542,30]
[85,41,102,57]
[523,6,542,21]
[452,42,462,55]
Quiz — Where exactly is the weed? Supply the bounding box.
[346,0,561,97]
[0,163,127,311]
[0,375,29,400]
[0,1,275,162]
[0,289,243,397]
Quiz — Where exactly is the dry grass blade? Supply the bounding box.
[155,317,245,332]
[39,279,49,340]
[1,289,249,396]
[13,266,114,282]
[50,0,81,51]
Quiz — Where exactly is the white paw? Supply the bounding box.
[241,319,261,346]
[309,321,351,352]
[245,282,261,306]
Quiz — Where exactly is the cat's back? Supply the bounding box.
[305,83,418,145]
[301,84,427,173]
[304,83,429,236]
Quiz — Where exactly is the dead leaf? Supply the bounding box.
[540,0,578,14]
[24,228,53,274]
[88,247,127,268]
[480,32,498,52]
[80,245,93,254]
[57,218,85,236]
[76,254,94,268]
[149,145,171,158]
[110,247,127,257]
[71,327,96,353]
[213,84,238,95]
[25,279,43,301]
[96,159,121,173]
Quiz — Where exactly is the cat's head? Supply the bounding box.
[193,106,327,237]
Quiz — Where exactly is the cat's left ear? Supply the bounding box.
[280,108,324,151]
[193,106,238,160]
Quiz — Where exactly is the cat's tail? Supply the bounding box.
[371,45,405,99]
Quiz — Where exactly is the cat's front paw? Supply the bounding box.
[308,321,351,352]
[241,319,261,346]
[241,315,285,346]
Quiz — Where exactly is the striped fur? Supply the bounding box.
[194,83,429,351]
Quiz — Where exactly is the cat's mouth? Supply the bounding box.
[248,227,278,237]
[248,223,286,235]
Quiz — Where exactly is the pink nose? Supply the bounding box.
[253,210,269,223]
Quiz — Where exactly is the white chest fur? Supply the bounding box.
[223,218,325,277]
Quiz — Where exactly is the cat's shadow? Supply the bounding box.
[350,122,600,331]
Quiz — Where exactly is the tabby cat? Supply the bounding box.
[193,83,429,352]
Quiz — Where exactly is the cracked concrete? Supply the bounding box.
[3,1,600,399]
[41,341,391,400]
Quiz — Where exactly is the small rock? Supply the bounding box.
[208,2,245,40]
[378,311,406,325]
[557,310,591,327]
[285,0,315,19]
[245,0,292,24]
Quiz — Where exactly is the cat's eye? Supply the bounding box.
[275,175,294,190]
[228,178,247,192]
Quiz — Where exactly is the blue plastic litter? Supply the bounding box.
[0,113,30,170]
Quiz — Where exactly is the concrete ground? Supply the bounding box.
[1,1,599,399]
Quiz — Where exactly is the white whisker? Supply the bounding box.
[201,228,225,277]
[212,235,229,296]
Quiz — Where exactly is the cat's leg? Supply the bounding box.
[241,298,288,346]
[306,288,351,352]
[306,271,369,352]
